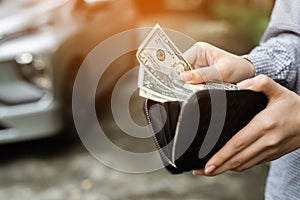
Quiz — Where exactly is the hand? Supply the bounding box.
[181,42,256,84]
[193,75,300,176]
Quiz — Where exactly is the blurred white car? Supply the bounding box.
[0,0,137,144]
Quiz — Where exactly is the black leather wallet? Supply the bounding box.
[144,80,288,174]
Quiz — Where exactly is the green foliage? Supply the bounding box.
[212,3,271,45]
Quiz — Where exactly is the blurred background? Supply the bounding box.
[0,0,274,199]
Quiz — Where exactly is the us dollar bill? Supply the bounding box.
[138,65,238,102]
[203,81,239,90]
[138,66,188,102]
[137,24,238,102]
[136,24,193,96]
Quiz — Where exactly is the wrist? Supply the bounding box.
[242,57,256,78]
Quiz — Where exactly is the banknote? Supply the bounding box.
[139,89,181,103]
[138,66,187,102]
[138,65,238,102]
[136,24,193,96]
[202,81,239,90]
[137,24,238,102]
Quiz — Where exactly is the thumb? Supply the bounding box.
[183,44,198,66]
[181,65,223,84]
[237,75,283,99]
[183,42,209,68]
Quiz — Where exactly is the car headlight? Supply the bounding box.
[15,52,52,90]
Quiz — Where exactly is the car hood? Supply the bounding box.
[0,0,70,39]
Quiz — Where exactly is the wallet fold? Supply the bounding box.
[144,89,268,174]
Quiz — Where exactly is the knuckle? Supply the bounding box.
[265,135,281,149]
[232,140,245,152]
[195,42,213,52]
[193,69,204,80]
[261,117,277,131]
[266,147,279,157]
[229,159,242,169]
[219,65,231,79]
[256,74,270,88]
[233,165,248,172]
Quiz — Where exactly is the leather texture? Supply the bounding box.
[145,90,268,174]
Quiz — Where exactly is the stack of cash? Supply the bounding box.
[136,24,238,102]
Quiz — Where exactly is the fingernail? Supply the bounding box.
[192,170,197,176]
[180,72,193,81]
[193,170,204,176]
[237,79,253,90]
[205,165,216,175]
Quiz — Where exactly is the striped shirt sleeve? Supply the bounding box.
[242,0,300,91]
[243,32,300,89]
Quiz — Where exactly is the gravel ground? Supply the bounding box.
[0,134,268,200]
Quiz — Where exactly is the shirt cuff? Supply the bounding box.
[242,53,270,77]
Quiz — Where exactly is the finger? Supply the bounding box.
[180,65,223,84]
[255,136,300,166]
[183,42,209,68]
[237,75,284,99]
[232,150,272,172]
[192,169,205,176]
[232,144,280,172]
[212,134,272,175]
[204,111,267,175]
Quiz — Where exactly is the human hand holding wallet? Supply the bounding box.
[143,80,288,174]
[136,24,289,174]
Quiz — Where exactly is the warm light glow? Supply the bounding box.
[84,0,112,4]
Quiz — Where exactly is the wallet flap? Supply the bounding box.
[173,89,268,172]
[144,99,183,173]
[143,79,289,174]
